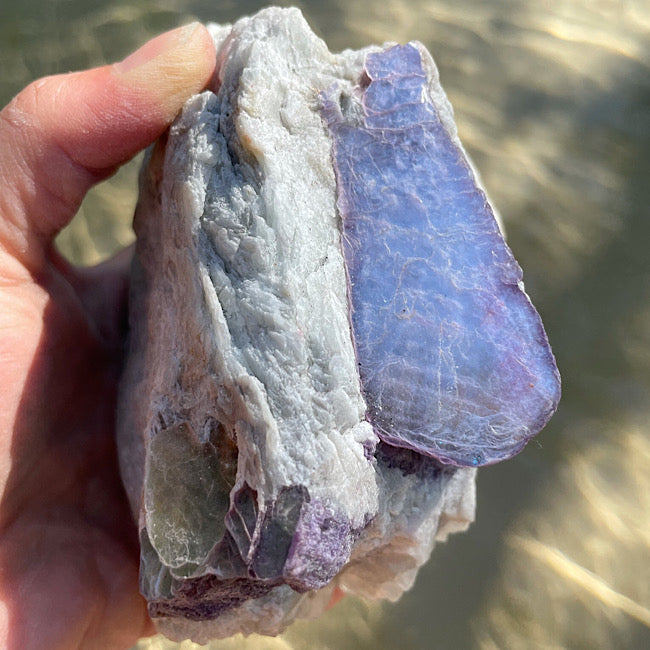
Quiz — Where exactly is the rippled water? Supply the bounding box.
[2,1,649,648]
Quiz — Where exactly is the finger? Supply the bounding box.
[51,244,135,348]
[0,23,216,272]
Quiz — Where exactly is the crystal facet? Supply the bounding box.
[322,44,560,466]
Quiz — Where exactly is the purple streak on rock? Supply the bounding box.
[322,44,560,467]
[139,527,273,621]
[220,484,355,592]
[283,494,355,591]
[148,574,278,621]
[144,484,355,618]
[375,441,449,479]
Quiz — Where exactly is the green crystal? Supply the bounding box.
[144,423,230,569]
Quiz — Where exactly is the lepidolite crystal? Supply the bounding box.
[322,44,559,466]
[117,7,560,642]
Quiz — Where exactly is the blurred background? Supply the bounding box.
[1,1,648,648]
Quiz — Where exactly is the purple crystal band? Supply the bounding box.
[322,44,560,466]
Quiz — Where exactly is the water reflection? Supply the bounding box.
[1,0,648,647]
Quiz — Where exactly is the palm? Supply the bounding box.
[0,253,151,649]
[0,23,215,648]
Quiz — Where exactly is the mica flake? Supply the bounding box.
[322,44,560,466]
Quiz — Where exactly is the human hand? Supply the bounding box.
[0,24,216,649]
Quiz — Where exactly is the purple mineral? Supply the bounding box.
[322,44,560,466]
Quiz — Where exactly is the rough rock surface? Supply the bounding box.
[117,7,558,643]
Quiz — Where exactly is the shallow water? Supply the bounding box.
[2,1,649,648]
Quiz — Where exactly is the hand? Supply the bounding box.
[0,24,216,649]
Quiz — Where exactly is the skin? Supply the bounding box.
[0,24,216,649]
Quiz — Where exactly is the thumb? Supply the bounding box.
[0,22,215,272]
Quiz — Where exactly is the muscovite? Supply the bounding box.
[117,7,560,643]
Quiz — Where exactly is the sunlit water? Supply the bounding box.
[1,1,649,648]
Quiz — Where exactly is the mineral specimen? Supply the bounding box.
[117,7,560,643]
[322,44,559,466]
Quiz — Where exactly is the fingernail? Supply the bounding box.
[114,22,202,75]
